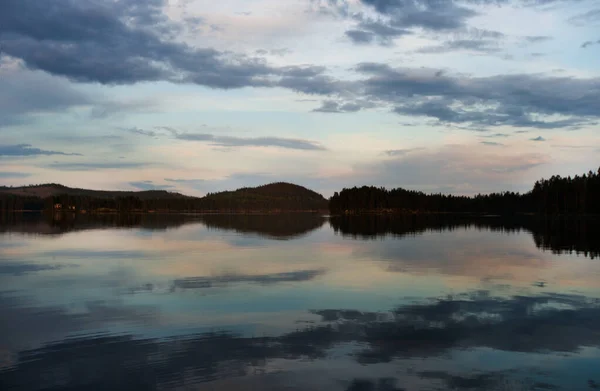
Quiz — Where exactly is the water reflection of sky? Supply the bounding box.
[1,215,599,390]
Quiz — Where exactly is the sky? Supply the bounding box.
[0,0,599,197]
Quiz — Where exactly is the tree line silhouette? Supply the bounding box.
[1,168,599,215]
[329,214,600,259]
[0,182,327,213]
[329,167,600,215]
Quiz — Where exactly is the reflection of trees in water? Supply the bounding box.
[0,213,326,239]
[330,215,600,259]
[530,218,600,260]
[0,213,200,236]
[2,291,599,390]
[198,213,325,239]
[2,213,598,257]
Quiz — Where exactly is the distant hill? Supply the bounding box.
[200,182,328,211]
[0,182,328,212]
[0,183,189,200]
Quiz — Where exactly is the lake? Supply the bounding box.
[1,213,599,391]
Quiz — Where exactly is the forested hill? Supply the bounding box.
[329,167,600,215]
[0,182,328,212]
[200,182,328,211]
[0,184,189,200]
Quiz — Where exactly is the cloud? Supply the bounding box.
[0,261,77,275]
[481,133,509,138]
[124,127,158,137]
[0,0,334,91]
[359,0,477,31]
[164,178,206,187]
[0,66,91,126]
[352,63,600,129]
[2,0,597,134]
[0,293,159,354]
[530,136,547,141]
[523,35,553,43]
[172,269,326,289]
[355,144,549,194]
[383,148,425,156]
[0,172,31,179]
[345,18,411,45]
[46,162,149,171]
[1,288,596,390]
[480,141,504,146]
[174,132,327,151]
[0,144,81,157]
[550,144,596,149]
[569,8,600,25]
[416,39,502,54]
[255,48,291,56]
[43,249,149,259]
[313,100,364,113]
[581,39,600,48]
[89,99,158,119]
[124,126,327,151]
[339,1,517,46]
[129,181,175,191]
[345,29,377,44]
[311,291,600,362]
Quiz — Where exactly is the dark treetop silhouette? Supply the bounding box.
[329,167,600,215]
[1,167,599,215]
[0,182,328,213]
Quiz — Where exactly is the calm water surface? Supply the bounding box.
[1,214,599,390]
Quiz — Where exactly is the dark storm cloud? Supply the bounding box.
[174,132,327,151]
[0,0,336,91]
[359,0,477,30]
[345,19,412,45]
[340,1,509,46]
[2,0,598,133]
[346,29,377,44]
[353,63,600,129]
[0,144,81,157]
[277,73,347,96]
[336,1,566,47]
